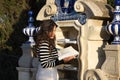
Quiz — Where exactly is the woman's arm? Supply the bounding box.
[36,41,64,68]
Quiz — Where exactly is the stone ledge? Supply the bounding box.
[16,67,37,72]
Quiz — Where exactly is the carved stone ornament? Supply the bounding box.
[45,4,57,16]
[84,69,108,80]
[36,0,87,25]
[74,1,84,12]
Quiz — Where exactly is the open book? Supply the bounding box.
[58,46,79,60]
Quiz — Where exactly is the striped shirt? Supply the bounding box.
[35,40,64,68]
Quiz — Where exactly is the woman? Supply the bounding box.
[34,20,75,80]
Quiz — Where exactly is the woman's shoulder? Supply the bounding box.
[38,40,49,46]
[33,40,49,50]
[41,40,49,43]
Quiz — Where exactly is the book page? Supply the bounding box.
[58,46,79,60]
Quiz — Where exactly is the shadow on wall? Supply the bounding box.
[96,18,113,69]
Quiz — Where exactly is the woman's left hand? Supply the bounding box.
[63,55,75,63]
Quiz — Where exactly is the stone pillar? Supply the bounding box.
[16,43,34,80]
[16,67,32,80]
[102,45,120,80]
[19,43,33,67]
[16,10,39,80]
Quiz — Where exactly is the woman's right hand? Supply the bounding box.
[63,55,75,63]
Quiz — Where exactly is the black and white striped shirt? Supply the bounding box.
[35,40,64,68]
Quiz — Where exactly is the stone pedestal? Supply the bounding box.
[102,45,120,80]
[17,43,35,80]
[18,43,34,67]
[16,67,32,80]
[16,67,37,80]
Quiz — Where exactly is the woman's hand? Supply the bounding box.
[63,55,75,63]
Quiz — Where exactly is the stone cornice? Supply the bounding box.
[36,0,113,21]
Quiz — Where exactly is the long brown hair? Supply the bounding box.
[35,19,58,46]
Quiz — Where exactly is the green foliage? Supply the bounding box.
[107,0,114,7]
[0,0,29,80]
[0,0,45,54]
[0,15,12,50]
[0,0,27,50]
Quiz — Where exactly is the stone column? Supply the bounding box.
[16,43,34,80]
[16,67,32,80]
[16,10,38,80]
[102,45,120,80]
[19,43,34,67]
